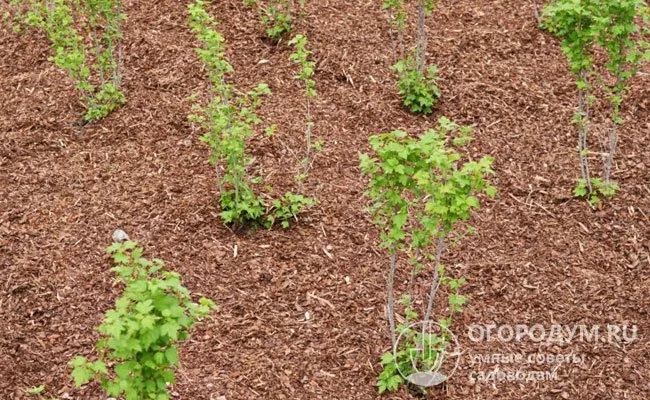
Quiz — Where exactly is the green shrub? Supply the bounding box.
[189,1,314,228]
[360,117,496,393]
[393,56,441,114]
[24,0,126,122]
[542,0,649,204]
[189,1,268,225]
[69,241,216,400]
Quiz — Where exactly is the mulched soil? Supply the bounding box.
[1,0,649,399]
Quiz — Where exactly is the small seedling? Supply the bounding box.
[22,0,126,122]
[288,33,318,191]
[393,56,441,114]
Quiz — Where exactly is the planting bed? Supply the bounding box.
[1,0,648,398]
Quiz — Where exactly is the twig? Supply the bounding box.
[508,193,556,218]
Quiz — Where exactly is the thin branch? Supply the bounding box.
[387,249,398,351]
[421,236,445,354]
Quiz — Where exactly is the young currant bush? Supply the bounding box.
[262,0,292,42]
[189,0,268,225]
[288,33,318,191]
[69,241,216,400]
[594,0,649,193]
[24,0,126,122]
[384,0,442,114]
[360,117,496,393]
[382,0,407,61]
[245,0,307,43]
[393,56,441,114]
[189,1,314,228]
[543,0,649,205]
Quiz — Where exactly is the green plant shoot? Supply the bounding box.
[69,241,216,400]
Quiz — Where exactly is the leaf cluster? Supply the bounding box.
[23,0,126,121]
[262,0,292,42]
[574,177,618,205]
[382,0,407,32]
[360,117,496,251]
[288,34,317,99]
[543,0,648,87]
[267,192,316,228]
[393,56,441,114]
[69,241,216,400]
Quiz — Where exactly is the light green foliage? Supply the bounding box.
[22,385,45,395]
[361,117,495,393]
[189,1,267,225]
[189,1,314,228]
[542,0,648,203]
[241,0,293,42]
[1,0,34,32]
[267,192,316,228]
[595,0,649,120]
[393,56,441,115]
[69,241,216,400]
[262,0,292,42]
[574,177,618,205]
[288,34,318,189]
[288,34,316,100]
[360,117,495,252]
[382,0,406,31]
[21,0,125,122]
[245,0,309,42]
[542,0,598,76]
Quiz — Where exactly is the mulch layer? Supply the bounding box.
[1,0,649,399]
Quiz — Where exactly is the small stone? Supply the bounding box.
[111,229,129,242]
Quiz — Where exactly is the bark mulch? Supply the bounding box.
[1,0,648,399]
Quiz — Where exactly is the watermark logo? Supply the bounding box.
[462,323,638,385]
[467,324,638,344]
[394,321,462,387]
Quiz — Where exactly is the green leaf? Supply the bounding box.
[165,347,179,365]
[115,362,134,379]
[22,385,45,395]
[466,196,480,209]
[380,352,394,365]
[70,365,93,387]
[161,322,180,340]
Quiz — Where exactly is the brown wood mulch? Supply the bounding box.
[1,0,648,399]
